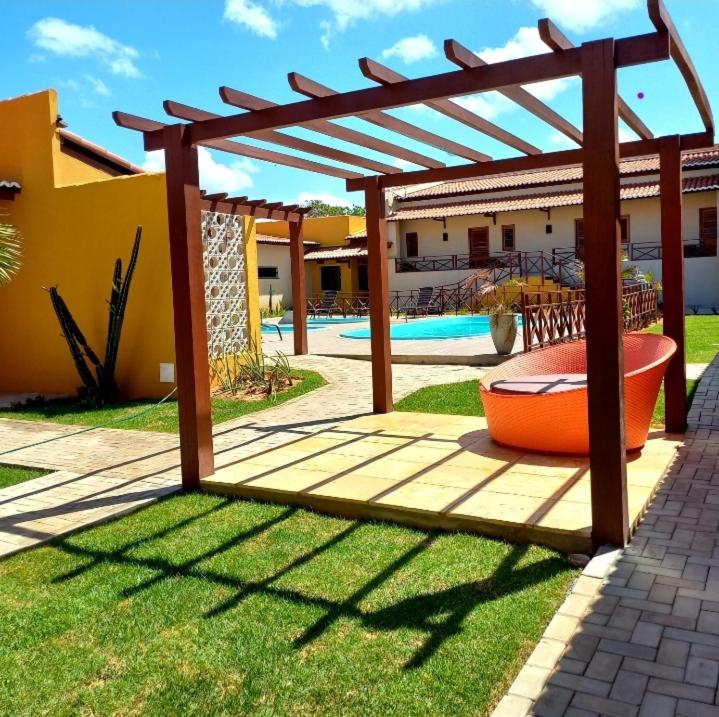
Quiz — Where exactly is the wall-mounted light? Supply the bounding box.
[546,224,553,234]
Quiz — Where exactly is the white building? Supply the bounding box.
[384,147,719,308]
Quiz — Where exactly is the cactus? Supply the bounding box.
[48,227,142,406]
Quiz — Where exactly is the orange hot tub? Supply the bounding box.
[479,333,677,455]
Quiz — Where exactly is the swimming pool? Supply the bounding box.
[261,324,327,334]
[341,315,521,340]
[308,316,368,325]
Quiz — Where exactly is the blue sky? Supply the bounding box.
[4,0,719,206]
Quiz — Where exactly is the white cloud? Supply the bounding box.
[381,34,437,64]
[142,147,258,195]
[293,0,441,46]
[619,126,638,143]
[454,93,514,121]
[85,75,110,96]
[478,26,574,102]
[224,0,278,38]
[529,0,640,33]
[295,191,353,208]
[27,18,142,78]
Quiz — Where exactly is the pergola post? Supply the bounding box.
[365,175,393,413]
[162,124,214,488]
[659,135,687,432]
[289,217,308,355]
[582,39,629,547]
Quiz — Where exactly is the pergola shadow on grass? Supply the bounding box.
[47,496,571,671]
[114,0,713,547]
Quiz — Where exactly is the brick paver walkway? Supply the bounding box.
[494,353,719,717]
[0,357,481,558]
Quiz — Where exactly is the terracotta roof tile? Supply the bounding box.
[388,174,719,221]
[303,246,368,260]
[399,147,719,200]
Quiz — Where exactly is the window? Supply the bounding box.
[405,232,419,257]
[620,215,630,243]
[320,265,342,291]
[357,264,369,292]
[501,224,515,251]
[258,266,279,279]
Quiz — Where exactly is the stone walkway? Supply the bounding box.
[495,353,719,717]
[0,356,481,558]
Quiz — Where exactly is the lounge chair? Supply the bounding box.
[479,333,676,454]
[406,286,437,318]
[312,290,339,317]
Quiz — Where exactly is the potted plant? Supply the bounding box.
[489,300,519,355]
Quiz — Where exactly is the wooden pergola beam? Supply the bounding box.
[289,218,308,356]
[164,99,402,175]
[112,111,365,181]
[648,0,714,134]
[346,130,713,192]
[538,18,654,140]
[582,38,629,547]
[287,72,491,162]
[155,33,666,149]
[444,38,583,146]
[660,135,688,431]
[219,87,445,169]
[358,57,542,155]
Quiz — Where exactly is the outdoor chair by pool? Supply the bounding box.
[479,333,677,455]
[313,290,339,317]
[407,286,438,318]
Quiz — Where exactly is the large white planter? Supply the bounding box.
[490,313,517,355]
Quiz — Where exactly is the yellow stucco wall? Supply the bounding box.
[0,89,259,400]
[259,215,367,295]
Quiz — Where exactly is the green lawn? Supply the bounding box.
[0,464,49,490]
[0,494,575,716]
[647,315,719,363]
[0,369,325,433]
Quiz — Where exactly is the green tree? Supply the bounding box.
[303,199,366,217]
[0,221,22,285]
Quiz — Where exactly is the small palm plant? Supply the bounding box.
[0,221,22,285]
[48,227,142,406]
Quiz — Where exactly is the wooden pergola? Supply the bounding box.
[115,0,713,547]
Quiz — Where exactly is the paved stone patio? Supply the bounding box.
[0,356,481,557]
[494,353,719,717]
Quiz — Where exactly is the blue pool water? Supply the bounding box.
[261,316,369,334]
[341,315,521,340]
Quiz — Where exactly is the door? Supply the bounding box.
[405,232,419,258]
[574,219,584,260]
[700,207,717,256]
[468,227,489,267]
[320,265,342,292]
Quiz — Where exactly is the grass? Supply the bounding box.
[0,493,575,716]
[647,315,719,363]
[0,369,326,433]
[0,464,49,490]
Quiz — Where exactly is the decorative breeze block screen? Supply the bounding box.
[202,211,248,357]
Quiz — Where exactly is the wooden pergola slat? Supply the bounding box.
[648,0,714,134]
[538,18,654,140]
[444,39,583,146]
[159,34,666,150]
[113,111,365,180]
[220,87,445,169]
[287,72,491,162]
[358,57,543,155]
[164,100,402,175]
